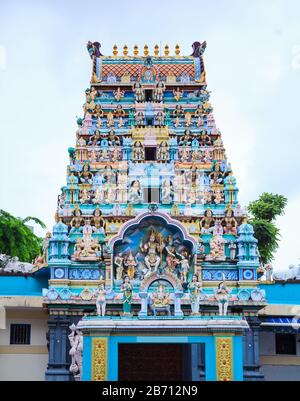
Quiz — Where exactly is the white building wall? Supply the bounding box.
[259,331,300,381]
[0,309,48,381]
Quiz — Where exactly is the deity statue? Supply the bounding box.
[42,232,52,263]
[121,276,133,315]
[140,230,164,273]
[114,104,126,118]
[78,163,93,184]
[70,206,83,234]
[188,275,205,314]
[170,203,180,216]
[222,207,238,236]
[206,234,226,261]
[135,111,145,126]
[124,204,136,217]
[161,179,173,204]
[155,111,165,126]
[113,87,125,102]
[114,253,124,280]
[92,207,106,233]
[133,82,145,102]
[228,240,237,260]
[215,279,231,316]
[184,112,193,127]
[68,324,83,380]
[132,141,145,160]
[150,284,171,316]
[173,87,183,101]
[263,262,273,282]
[94,104,104,119]
[179,253,190,283]
[153,81,165,102]
[106,111,114,127]
[200,209,214,234]
[213,188,224,204]
[125,252,137,280]
[79,187,90,204]
[165,236,180,274]
[92,186,104,204]
[212,219,224,236]
[128,180,142,203]
[172,104,184,117]
[95,283,106,316]
[157,141,169,160]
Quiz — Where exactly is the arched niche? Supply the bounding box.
[110,212,197,283]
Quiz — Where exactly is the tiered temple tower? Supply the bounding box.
[44,42,266,381]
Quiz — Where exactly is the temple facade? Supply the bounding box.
[0,41,299,381]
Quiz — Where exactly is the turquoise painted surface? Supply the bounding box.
[82,336,92,381]
[0,274,48,296]
[233,336,243,381]
[259,282,300,305]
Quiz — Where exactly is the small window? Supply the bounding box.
[145,147,156,161]
[275,333,296,355]
[10,324,31,345]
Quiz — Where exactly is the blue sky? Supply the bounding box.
[0,0,300,270]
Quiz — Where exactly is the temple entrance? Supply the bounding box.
[118,343,192,381]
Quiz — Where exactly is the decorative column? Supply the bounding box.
[215,337,234,381]
[91,338,108,381]
[45,314,72,381]
[243,317,264,381]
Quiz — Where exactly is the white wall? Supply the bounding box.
[0,309,48,381]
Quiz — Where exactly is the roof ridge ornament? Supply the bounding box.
[191,41,207,57]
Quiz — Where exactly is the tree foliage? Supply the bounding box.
[0,209,45,263]
[247,193,287,264]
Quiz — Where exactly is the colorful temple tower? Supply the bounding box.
[43,41,266,381]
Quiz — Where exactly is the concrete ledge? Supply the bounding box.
[0,296,44,308]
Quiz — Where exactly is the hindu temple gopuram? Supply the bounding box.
[0,41,299,382]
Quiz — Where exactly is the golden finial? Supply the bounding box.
[113,44,118,56]
[144,44,149,56]
[164,44,170,56]
[175,44,180,56]
[133,45,139,56]
[154,44,159,56]
[123,44,128,56]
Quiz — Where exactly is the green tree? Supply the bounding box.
[0,209,46,263]
[247,193,287,264]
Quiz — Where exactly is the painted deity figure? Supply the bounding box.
[68,324,83,380]
[157,141,169,160]
[140,230,164,272]
[229,241,237,260]
[70,206,83,234]
[106,111,114,127]
[135,111,144,126]
[188,275,204,314]
[161,179,173,204]
[150,284,171,316]
[215,279,231,316]
[95,283,106,316]
[114,253,124,280]
[173,87,183,101]
[125,252,137,280]
[128,180,142,203]
[79,163,93,184]
[206,235,226,261]
[165,236,180,274]
[222,208,238,236]
[113,87,125,102]
[121,276,133,315]
[179,253,190,283]
[200,209,214,234]
[153,81,165,102]
[133,82,145,102]
[184,112,193,127]
[132,141,145,160]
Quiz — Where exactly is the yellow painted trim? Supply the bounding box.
[260,355,300,366]
[0,345,48,354]
[216,337,234,381]
[92,338,108,381]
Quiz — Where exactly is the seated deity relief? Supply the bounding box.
[113,221,193,285]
